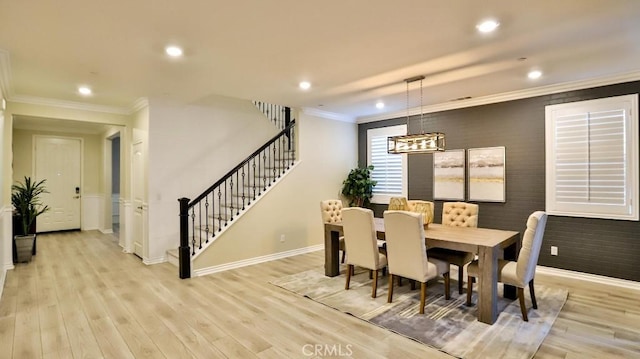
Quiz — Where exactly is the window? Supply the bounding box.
[545,94,638,220]
[367,125,407,204]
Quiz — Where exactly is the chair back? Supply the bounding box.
[383,210,430,282]
[407,200,435,224]
[516,211,548,284]
[389,197,434,224]
[442,202,479,227]
[341,207,381,269]
[320,199,343,224]
[388,197,408,210]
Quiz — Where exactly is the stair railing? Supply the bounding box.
[178,110,295,278]
[252,101,290,131]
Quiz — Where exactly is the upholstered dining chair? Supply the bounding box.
[466,211,548,321]
[407,200,435,226]
[320,199,346,263]
[428,202,479,294]
[388,197,409,210]
[342,207,388,298]
[388,197,435,225]
[384,210,451,314]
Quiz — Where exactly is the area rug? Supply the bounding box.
[270,267,567,359]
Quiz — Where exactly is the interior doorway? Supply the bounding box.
[34,135,82,232]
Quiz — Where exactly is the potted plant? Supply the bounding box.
[11,176,49,263]
[341,165,377,207]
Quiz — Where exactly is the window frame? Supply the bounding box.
[367,125,408,204]
[545,94,639,221]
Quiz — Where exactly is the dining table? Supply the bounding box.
[323,218,520,325]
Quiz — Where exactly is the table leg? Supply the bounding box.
[477,245,499,324]
[503,239,519,300]
[324,227,340,277]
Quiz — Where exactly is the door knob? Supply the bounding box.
[137,206,143,210]
[73,195,80,199]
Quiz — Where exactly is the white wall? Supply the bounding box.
[193,111,357,269]
[0,105,12,278]
[147,95,278,262]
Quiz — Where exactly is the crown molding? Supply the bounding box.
[356,70,640,124]
[302,107,355,123]
[9,94,129,115]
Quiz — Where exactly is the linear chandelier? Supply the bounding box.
[387,75,445,154]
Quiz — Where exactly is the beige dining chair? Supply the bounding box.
[342,207,388,298]
[428,202,479,294]
[320,199,346,263]
[466,211,548,321]
[384,210,451,314]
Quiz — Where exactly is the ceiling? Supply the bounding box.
[1,0,640,122]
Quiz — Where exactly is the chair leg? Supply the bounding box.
[372,269,379,298]
[443,272,451,300]
[458,266,464,295]
[387,274,394,303]
[419,282,427,314]
[529,279,538,309]
[345,264,353,290]
[410,280,416,291]
[466,275,473,306]
[341,250,346,263]
[398,277,403,286]
[518,287,528,321]
[369,270,373,280]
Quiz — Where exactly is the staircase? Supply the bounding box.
[173,103,297,278]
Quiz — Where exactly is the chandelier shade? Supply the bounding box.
[387,132,445,154]
[387,75,446,154]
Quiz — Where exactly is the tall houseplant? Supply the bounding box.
[12,176,49,263]
[341,165,377,207]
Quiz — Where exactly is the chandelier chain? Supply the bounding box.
[406,80,410,128]
[420,79,424,134]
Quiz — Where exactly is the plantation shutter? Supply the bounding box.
[554,110,625,205]
[546,94,638,220]
[367,125,407,204]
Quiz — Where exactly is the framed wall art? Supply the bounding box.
[433,149,465,200]
[467,146,506,202]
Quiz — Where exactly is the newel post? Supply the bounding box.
[178,197,191,279]
[284,107,291,150]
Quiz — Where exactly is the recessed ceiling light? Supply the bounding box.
[299,81,311,90]
[376,102,385,109]
[165,45,183,57]
[78,86,92,96]
[476,20,500,33]
[528,70,542,79]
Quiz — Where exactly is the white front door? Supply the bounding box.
[34,136,82,232]
[132,141,145,258]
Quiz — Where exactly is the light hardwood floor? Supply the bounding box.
[0,231,639,359]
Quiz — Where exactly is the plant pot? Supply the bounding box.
[13,214,37,261]
[14,234,36,263]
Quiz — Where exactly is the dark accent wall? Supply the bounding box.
[359,81,640,281]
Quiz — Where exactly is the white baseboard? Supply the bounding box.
[194,244,323,277]
[99,229,114,234]
[143,256,167,265]
[537,265,640,291]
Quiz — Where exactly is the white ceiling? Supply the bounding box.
[1,0,640,122]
